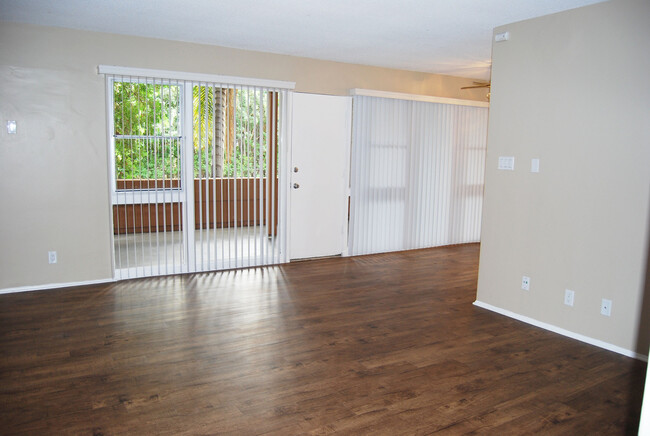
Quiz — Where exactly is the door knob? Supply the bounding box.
[294,167,299,172]
[293,183,300,189]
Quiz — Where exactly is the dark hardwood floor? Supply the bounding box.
[0,244,645,435]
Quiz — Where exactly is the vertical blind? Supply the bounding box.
[108,75,185,280]
[102,67,291,280]
[191,83,288,273]
[348,94,489,256]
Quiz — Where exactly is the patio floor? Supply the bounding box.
[113,226,278,276]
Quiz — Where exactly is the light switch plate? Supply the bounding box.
[498,156,515,171]
[531,158,540,173]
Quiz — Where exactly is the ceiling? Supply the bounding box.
[0,0,606,80]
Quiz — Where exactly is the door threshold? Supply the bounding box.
[290,254,343,262]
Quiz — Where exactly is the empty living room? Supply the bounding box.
[1,0,649,434]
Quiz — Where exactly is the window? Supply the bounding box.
[111,80,275,189]
[112,79,182,190]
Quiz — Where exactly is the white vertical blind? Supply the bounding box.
[104,68,291,280]
[108,75,185,280]
[349,95,488,255]
[189,82,289,273]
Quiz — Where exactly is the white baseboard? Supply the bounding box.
[0,278,116,295]
[473,300,648,362]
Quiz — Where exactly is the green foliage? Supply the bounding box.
[114,80,272,182]
[193,86,269,178]
[192,84,215,178]
[227,88,269,178]
[115,139,181,179]
[113,82,181,179]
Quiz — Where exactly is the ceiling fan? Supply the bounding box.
[461,81,491,101]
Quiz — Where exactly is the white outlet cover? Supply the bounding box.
[564,289,574,307]
[521,276,530,291]
[48,251,57,264]
[601,298,612,316]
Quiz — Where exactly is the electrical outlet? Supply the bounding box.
[564,289,575,307]
[48,251,57,264]
[601,299,612,317]
[521,276,530,291]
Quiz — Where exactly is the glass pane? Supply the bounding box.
[114,138,181,181]
[230,88,268,178]
[193,85,218,178]
[192,86,269,179]
[113,81,181,186]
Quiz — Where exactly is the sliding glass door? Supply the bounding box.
[104,69,291,280]
[191,85,283,272]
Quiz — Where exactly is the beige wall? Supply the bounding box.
[0,22,487,290]
[476,0,650,354]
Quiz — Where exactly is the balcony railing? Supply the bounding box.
[112,178,277,235]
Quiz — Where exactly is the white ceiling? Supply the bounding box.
[0,0,606,80]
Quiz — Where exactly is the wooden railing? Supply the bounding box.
[113,178,277,235]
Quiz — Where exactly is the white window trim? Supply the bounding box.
[350,88,489,108]
[98,65,296,90]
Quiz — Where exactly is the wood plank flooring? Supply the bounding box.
[0,244,645,435]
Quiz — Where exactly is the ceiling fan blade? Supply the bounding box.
[461,84,491,89]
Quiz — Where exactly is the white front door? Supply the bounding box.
[290,93,352,260]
